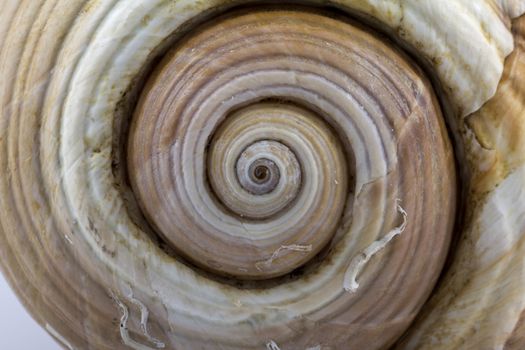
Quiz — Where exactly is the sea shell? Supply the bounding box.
[0,1,524,349]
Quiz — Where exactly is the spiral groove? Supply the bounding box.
[122,8,456,347]
[9,1,525,349]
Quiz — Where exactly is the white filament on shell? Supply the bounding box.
[111,291,165,349]
[255,244,313,271]
[267,341,322,349]
[343,200,408,293]
[266,340,281,350]
[127,293,165,348]
[64,234,73,245]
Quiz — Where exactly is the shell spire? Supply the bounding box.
[0,1,524,349]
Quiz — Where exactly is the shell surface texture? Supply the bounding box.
[0,1,524,349]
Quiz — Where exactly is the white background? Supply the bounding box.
[0,272,59,349]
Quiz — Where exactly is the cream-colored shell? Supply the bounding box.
[0,1,524,349]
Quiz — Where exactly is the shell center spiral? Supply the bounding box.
[128,9,361,279]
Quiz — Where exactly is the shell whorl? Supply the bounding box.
[0,1,524,350]
[127,9,455,292]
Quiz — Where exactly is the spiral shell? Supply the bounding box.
[0,1,524,350]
